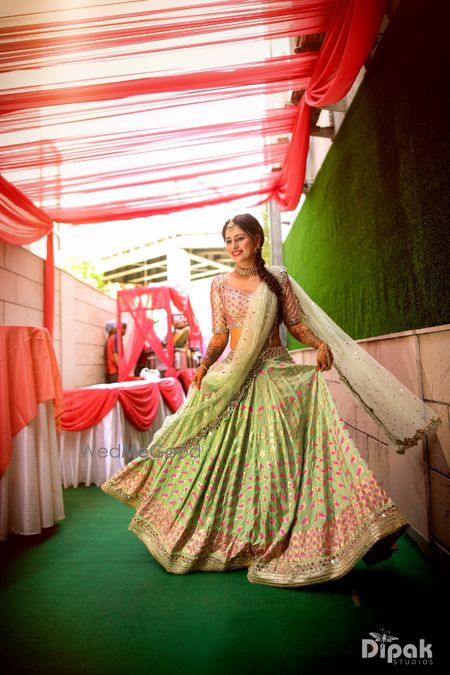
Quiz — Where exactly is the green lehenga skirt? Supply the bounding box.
[102,346,409,587]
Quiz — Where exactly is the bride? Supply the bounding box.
[102,213,439,587]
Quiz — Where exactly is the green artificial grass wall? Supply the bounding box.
[284,0,450,348]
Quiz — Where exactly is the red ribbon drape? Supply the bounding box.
[0,175,55,336]
[0,53,317,118]
[274,0,387,210]
[0,0,333,74]
[0,174,53,244]
[158,378,185,412]
[61,379,184,432]
[119,382,162,431]
[0,0,388,345]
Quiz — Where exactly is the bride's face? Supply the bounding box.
[224,225,257,265]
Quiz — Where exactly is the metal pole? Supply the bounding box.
[268,199,287,345]
[268,199,283,266]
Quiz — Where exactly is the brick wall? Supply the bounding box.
[0,241,116,388]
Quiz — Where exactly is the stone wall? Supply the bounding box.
[291,324,450,558]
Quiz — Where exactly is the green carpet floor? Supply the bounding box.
[1,487,447,674]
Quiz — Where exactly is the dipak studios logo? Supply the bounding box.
[362,630,433,665]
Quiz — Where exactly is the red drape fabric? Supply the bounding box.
[274,0,387,210]
[158,378,185,412]
[0,53,317,117]
[61,379,183,432]
[0,175,55,336]
[178,368,196,394]
[0,1,334,73]
[0,174,53,244]
[117,286,203,381]
[118,382,162,431]
[0,326,64,475]
[0,0,387,347]
[61,388,118,432]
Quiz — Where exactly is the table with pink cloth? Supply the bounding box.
[58,377,185,488]
[0,326,65,540]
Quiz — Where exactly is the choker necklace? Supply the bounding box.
[234,263,258,277]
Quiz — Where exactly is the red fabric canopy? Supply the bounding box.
[0,1,387,343]
[0,0,387,224]
[117,285,203,380]
[61,379,184,432]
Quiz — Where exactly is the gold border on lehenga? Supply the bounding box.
[101,480,144,510]
[127,504,409,587]
[247,508,409,587]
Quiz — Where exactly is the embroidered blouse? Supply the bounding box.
[210,267,305,334]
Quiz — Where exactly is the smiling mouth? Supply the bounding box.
[232,250,243,256]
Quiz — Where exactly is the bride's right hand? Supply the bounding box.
[191,366,207,390]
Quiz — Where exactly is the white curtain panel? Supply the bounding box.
[0,401,65,540]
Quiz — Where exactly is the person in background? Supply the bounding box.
[172,314,190,348]
[134,345,155,376]
[104,319,127,383]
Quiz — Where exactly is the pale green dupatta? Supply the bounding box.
[146,265,442,460]
[145,268,279,456]
[288,276,442,455]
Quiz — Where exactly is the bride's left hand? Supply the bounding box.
[316,344,333,372]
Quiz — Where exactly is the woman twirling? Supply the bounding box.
[102,214,440,587]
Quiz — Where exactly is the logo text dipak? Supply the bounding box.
[362,638,433,663]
